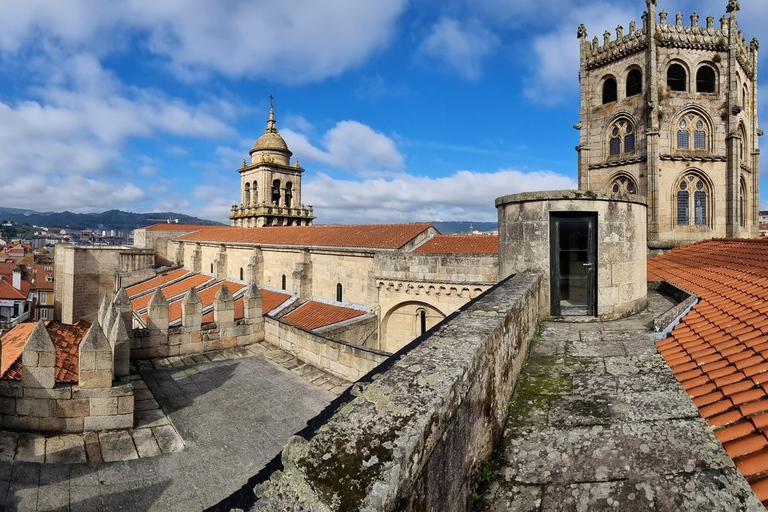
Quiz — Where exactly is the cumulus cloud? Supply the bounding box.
[301,169,576,224]
[282,121,404,175]
[0,0,408,83]
[417,18,499,80]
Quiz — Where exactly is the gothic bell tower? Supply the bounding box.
[576,0,760,251]
[229,102,315,227]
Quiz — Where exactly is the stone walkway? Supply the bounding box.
[0,345,341,510]
[478,291,764,511]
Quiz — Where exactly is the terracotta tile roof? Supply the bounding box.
[413,234,499,255]
[261,289,293,315]
[126,268,190,297]
[0,277,30,300]
[32,264,54,291]
[649,238,768,504]
[281,301,366,331]
[175,223,434,250]
[131,273,213,312]
[1,320,90,383]
[143,224,217,231]
[169,280,245,324]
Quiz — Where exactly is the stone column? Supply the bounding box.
[79,321,114,389]
[112,287,133,377]
[247,248,264,286]
[110,315,131,378]
[191,243,202,273]
[292,250,313,301]
[22,321,56,389]
[645,0,660,243]
[213,244,228,280]
[182,287,203,329]
[174,242,185,266]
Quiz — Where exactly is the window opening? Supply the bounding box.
[607,119,635,157]
[609,175,637,194]
[272,180,281,205]
[602,78,617,104]
[281,274,287,290]
[336,283,343,302]
[696,66,716,93]
[419,309,427,335]
[667,64,687,91]
[677,114,708,151]
[676,175,709,226]
[626,69,642,97]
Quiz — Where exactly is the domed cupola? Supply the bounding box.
[249,105,292,166]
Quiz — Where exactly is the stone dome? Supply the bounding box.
[249,106,293,159]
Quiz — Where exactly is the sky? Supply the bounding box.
[0,0,766,225]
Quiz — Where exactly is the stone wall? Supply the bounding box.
[319,314,379,350]
[134,227,202,266]
[246,274,541,511]
[0,318,134,434]
[54,245,155,324]
[130,284,265,360]
[496,190,647,319]
[264,318,388,382]
[374,253,498,353]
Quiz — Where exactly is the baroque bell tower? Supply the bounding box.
[229,102,315,227]
[577,0,760,251]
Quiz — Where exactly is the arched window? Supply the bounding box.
[417,308,427,336]
[676,113,708,151]
[696,66,716,93]
[609,174,638,194]
[281,274,287,290]
[210,263,214,273]
[602,77,617,104]
[607,119,636,156]
[244,182,251,206]
[667,64,687,91]
[336,283,343,302]
[272,180,281,205]
[743,85,748,109]
[676,174,709,226]
[252,181,258,205]
[740,179,747,228]
[239,268,244,280]
[285,182,293,208]
[626,69,642,97]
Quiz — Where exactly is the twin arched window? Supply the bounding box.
[676,174,709,226]
[676,113,708,151]
[608,119,635,156]
[667,63,717,93]
[610,175,637,194]
[602,70,642,104]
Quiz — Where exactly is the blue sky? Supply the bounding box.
[0,0,765,224]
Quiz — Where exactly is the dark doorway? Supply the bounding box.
[550,213,597,316]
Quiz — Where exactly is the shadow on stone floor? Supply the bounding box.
[141,359,240,415]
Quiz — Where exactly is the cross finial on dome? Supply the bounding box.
[727,0,740,13]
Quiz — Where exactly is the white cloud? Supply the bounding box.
[302,169,576,224]
[282,121,404,174]
[417,18,499,80]
[0,0,408,84]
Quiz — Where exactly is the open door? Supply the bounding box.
[550,213,597,316]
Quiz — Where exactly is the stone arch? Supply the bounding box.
[695,62,718,93]
[601,74,618,104]
[666,60,690,92]
[671,169,715,228]
[671,106,715,153]
[605,171,638,195]
[605,113,638,158]
[381,301,446,353]
[740,175,748,229]
[625,66,642,97]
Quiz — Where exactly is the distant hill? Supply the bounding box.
[432,221,497,234]
[0,208,223,232]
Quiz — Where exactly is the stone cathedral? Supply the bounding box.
[229,105,315,227]
[577,0,760,251]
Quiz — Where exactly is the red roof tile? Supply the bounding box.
[126,268,190,297]
[143,224,217,231]
[650,238,768,498]
[131,274,213,313]
[282,301,367,331]
[1,320,89,383]
[175,223,434,250]
[413,234,499,255]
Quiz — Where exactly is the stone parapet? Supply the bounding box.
[236,274,541,511]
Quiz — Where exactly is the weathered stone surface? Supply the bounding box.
[15,433,45,463]
[99,430,139,461]
[46,434,86,464]
[152,425,185,454]
[132,427,161,458]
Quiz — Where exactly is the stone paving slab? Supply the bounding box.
[478,291,764,511]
